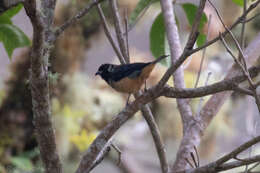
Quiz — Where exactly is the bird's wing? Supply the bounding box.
[110,63,149,81]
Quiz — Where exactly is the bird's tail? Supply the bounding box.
[152,55,169,64]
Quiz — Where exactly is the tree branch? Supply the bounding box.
[54,0,106,39]
[177,136,260,173]
[75,61,260,173]
[24,0,62,172]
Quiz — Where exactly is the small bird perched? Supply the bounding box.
[95,55,169,103]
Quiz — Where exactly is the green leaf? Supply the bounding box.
[232,0,244,6]
[149,12,166,61]
[10,156,33,171]
[0,3,23,24]
[182,3,207,31]
[182,3,208,46]
[0,24,31,59]
[129,0,157,27]
[197,34,206,47]
[3,3,23,18]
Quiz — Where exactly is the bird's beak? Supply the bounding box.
[95,71,101,76]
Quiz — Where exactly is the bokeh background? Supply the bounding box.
[0,0,260,172]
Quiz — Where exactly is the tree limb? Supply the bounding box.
[24,0,62,172]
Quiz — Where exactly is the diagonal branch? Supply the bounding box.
[177,136,260,173]
[75,61,260,173]
[54,0,106,39]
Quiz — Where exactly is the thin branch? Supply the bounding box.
[176,136,260,173]
[54,0,106,39]
[190,0,260,55]
[177,154,260,173]
[209,0,260,113]
[109,0,128,63]
[124,10,130,61]
[111,143,122,165]
[96,4,125,64]
[158,0,207,88]
[194,15,212,88]
[194,146,200,167]
[162,66,260,99]
[196,72,211,116]
[243,13,260,23]
[215,136,260,165]
[240,0,247,60]
[185,158,195,168]
[140,105,169,173]
[89,143,111,172]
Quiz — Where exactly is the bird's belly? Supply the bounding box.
[110,77,143,93]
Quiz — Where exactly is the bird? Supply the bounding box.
[95,55,169,104]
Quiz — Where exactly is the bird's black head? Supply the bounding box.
[95,64,112,81]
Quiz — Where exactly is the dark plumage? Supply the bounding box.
[95,55,169,103]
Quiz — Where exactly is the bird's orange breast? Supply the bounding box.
[110,63,155,93]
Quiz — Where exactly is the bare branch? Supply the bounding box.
[190,0,260,55]
[109,0,128,63]
[54,0,106,39]
[194,15,212,88]
[96,4,125,64]
[140,105,169,173]
[177,136,260,173]
[159,0,194,136]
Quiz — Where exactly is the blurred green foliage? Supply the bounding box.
[0,4,31,59]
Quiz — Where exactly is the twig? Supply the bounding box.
[140,106,169,173]
[158,0,207,88]
[209,0,260,113]
[196,72,211,116]
[124,10,130,61]
[190,152,198,168]
[127,0,153,32]
[162,66,260,98]
[194,146,200,167]
[185,158,195,168]
[176,136,260,173]
[216,136,260,166]
[243,13,260,23]
[234,86,254,96]
[89,143,111,171]
[177,154,260,173]
[96,4,125,64]
[194,15,212,88]
[240,0,247,61]
[189,0,260,55]
[54,0,106,39]
[248,162,260,172]
[111,143,122,165]
[109,0,129,63]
